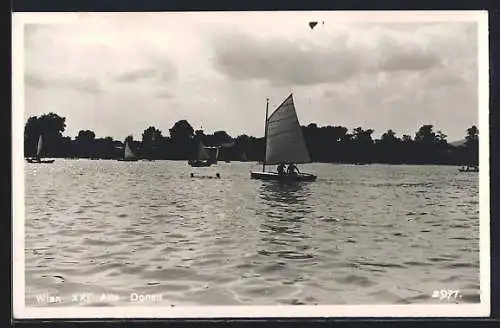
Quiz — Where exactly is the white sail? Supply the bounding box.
[197,142,210,160]
[36,135,43,157]
[265,94,310,165]
[241,150,248,161]
[124,140,136,159]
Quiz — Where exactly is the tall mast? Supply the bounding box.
[262,98,269,172]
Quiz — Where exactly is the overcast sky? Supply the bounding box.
[22,12,481,142]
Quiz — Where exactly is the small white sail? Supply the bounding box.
[36,135,43,157]
[198,142,210,160]
[124,140,136,159]
[241,150,248,161]
[265,94,310,165]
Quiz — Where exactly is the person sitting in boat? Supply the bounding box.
[277,163,286,175]
[287,163,299,175]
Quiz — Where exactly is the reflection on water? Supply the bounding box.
[259,181,312,216]
[258,182,314,262]
[23,161,481,306]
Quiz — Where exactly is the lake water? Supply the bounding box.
[23,160,480,307]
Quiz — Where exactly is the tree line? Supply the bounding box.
[24,112,479,165]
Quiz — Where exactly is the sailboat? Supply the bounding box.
[117,139,139,161]
[188,141,213,167]
[218,141,234,163]
[250,94,316,182]
[205,146,220,164]
[26,135,55,163]
[240,150,248,162]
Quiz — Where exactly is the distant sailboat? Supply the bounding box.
[216,143,232,162]
[241,150,248,162]
[250,94,316,182]
[188,141,213,167]
[26,135,55,163]
[117,139,139,161]
[205,146,220,164]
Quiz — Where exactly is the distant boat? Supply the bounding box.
[250,94,317,182]
[117,139,139,161]
[218,142,234,162]
[26,135,55,164]
[459,164,478,172]
[241,150,248,162]
[188,141,214,167]
[205,146,220,164]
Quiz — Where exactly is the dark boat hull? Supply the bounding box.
[26,158,55,163]
[459,168,479,172]
[188,160,213,167]
[250,171,317,182]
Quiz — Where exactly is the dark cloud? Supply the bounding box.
[427,70,465,87]
[25,73,49,88]
[379,52,441,72]
[157,90,173,99]
[64,77,102,93]
[377,36,442,72]
[212,34,366,86]
[25,73,102,94]
[323,89,340,99]
[114,62,178,84]
[115,68,156,83]
[212,31,446,85]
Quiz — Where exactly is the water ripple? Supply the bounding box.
[24,161,480,306]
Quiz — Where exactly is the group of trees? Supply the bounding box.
[24,112,479,165]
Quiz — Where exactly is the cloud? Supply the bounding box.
[115,68,156,83]
[212,33,369,86]
[426,68,466,87]
[25,73,48,88]
[21,14,480,142]
[114,62,178,84]
[156,90,174,99]
[377,43,442,72]
[24,23,179,94]
[25,73,102,94]
[211,29,447,86]
[63,77,102,93]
